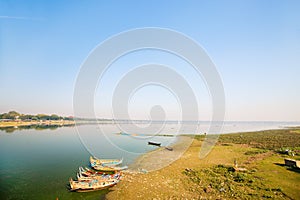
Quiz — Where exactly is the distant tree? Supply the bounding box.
[36,114,51,120]
[32,116,38,121]
[1,113,9,119]
[64,116,74,121]
[8,111,20,115]
[0,111,67,121]
[20,114,34,120]
[2,111,21,119]
[50,114,60,120]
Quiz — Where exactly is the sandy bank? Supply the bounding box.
[0,120,75,128]
[129,136,193,172]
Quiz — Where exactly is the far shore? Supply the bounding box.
[0,120,75,128]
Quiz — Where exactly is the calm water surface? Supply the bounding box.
[0,124,177,200]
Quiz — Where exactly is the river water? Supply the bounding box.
[0,121,299,199]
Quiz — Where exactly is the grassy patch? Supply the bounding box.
[255,154,300,199]
[219,129,300,150]
[245,149,268,155]
[193,134,205,141]
[183,165,288,199]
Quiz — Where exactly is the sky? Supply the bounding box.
[0,0,299,121]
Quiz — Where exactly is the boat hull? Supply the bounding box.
[148,141,161,146]
[70,182,117,192]
[92,165,128,172]
[90,156,123,167]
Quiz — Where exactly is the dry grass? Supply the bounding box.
[106,129,300,199]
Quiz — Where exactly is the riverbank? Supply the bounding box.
[0,120,76,133]
[0,120,75,128]
[129,136,193,172]
[106,128,300,199]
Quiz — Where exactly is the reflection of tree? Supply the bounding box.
[34,125,58,131]
[49,125,59,130]
[0,124,74,133]
[2,127,16,133]
[34,126,46,131]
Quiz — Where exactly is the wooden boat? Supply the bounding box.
[69,178,118,192]
[79,167,106,177]
[148,141,161,146]
[90,156,123,167]
[92,164,128,172]
[77,170,121,182]
[78,167,121,177]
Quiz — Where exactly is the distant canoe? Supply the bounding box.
[148,141,161,146]
[90,156,123,167]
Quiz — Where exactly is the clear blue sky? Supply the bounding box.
[0,0,299,121]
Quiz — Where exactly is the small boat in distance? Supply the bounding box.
[90,156,123,167]
[148,141,161,146]
[119,132,130,136]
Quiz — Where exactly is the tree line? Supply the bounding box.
[0,111,74,121]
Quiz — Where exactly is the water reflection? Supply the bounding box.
[0,124,75,133]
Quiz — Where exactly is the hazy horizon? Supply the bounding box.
[1,1,299,121]
[1,110,300,123]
